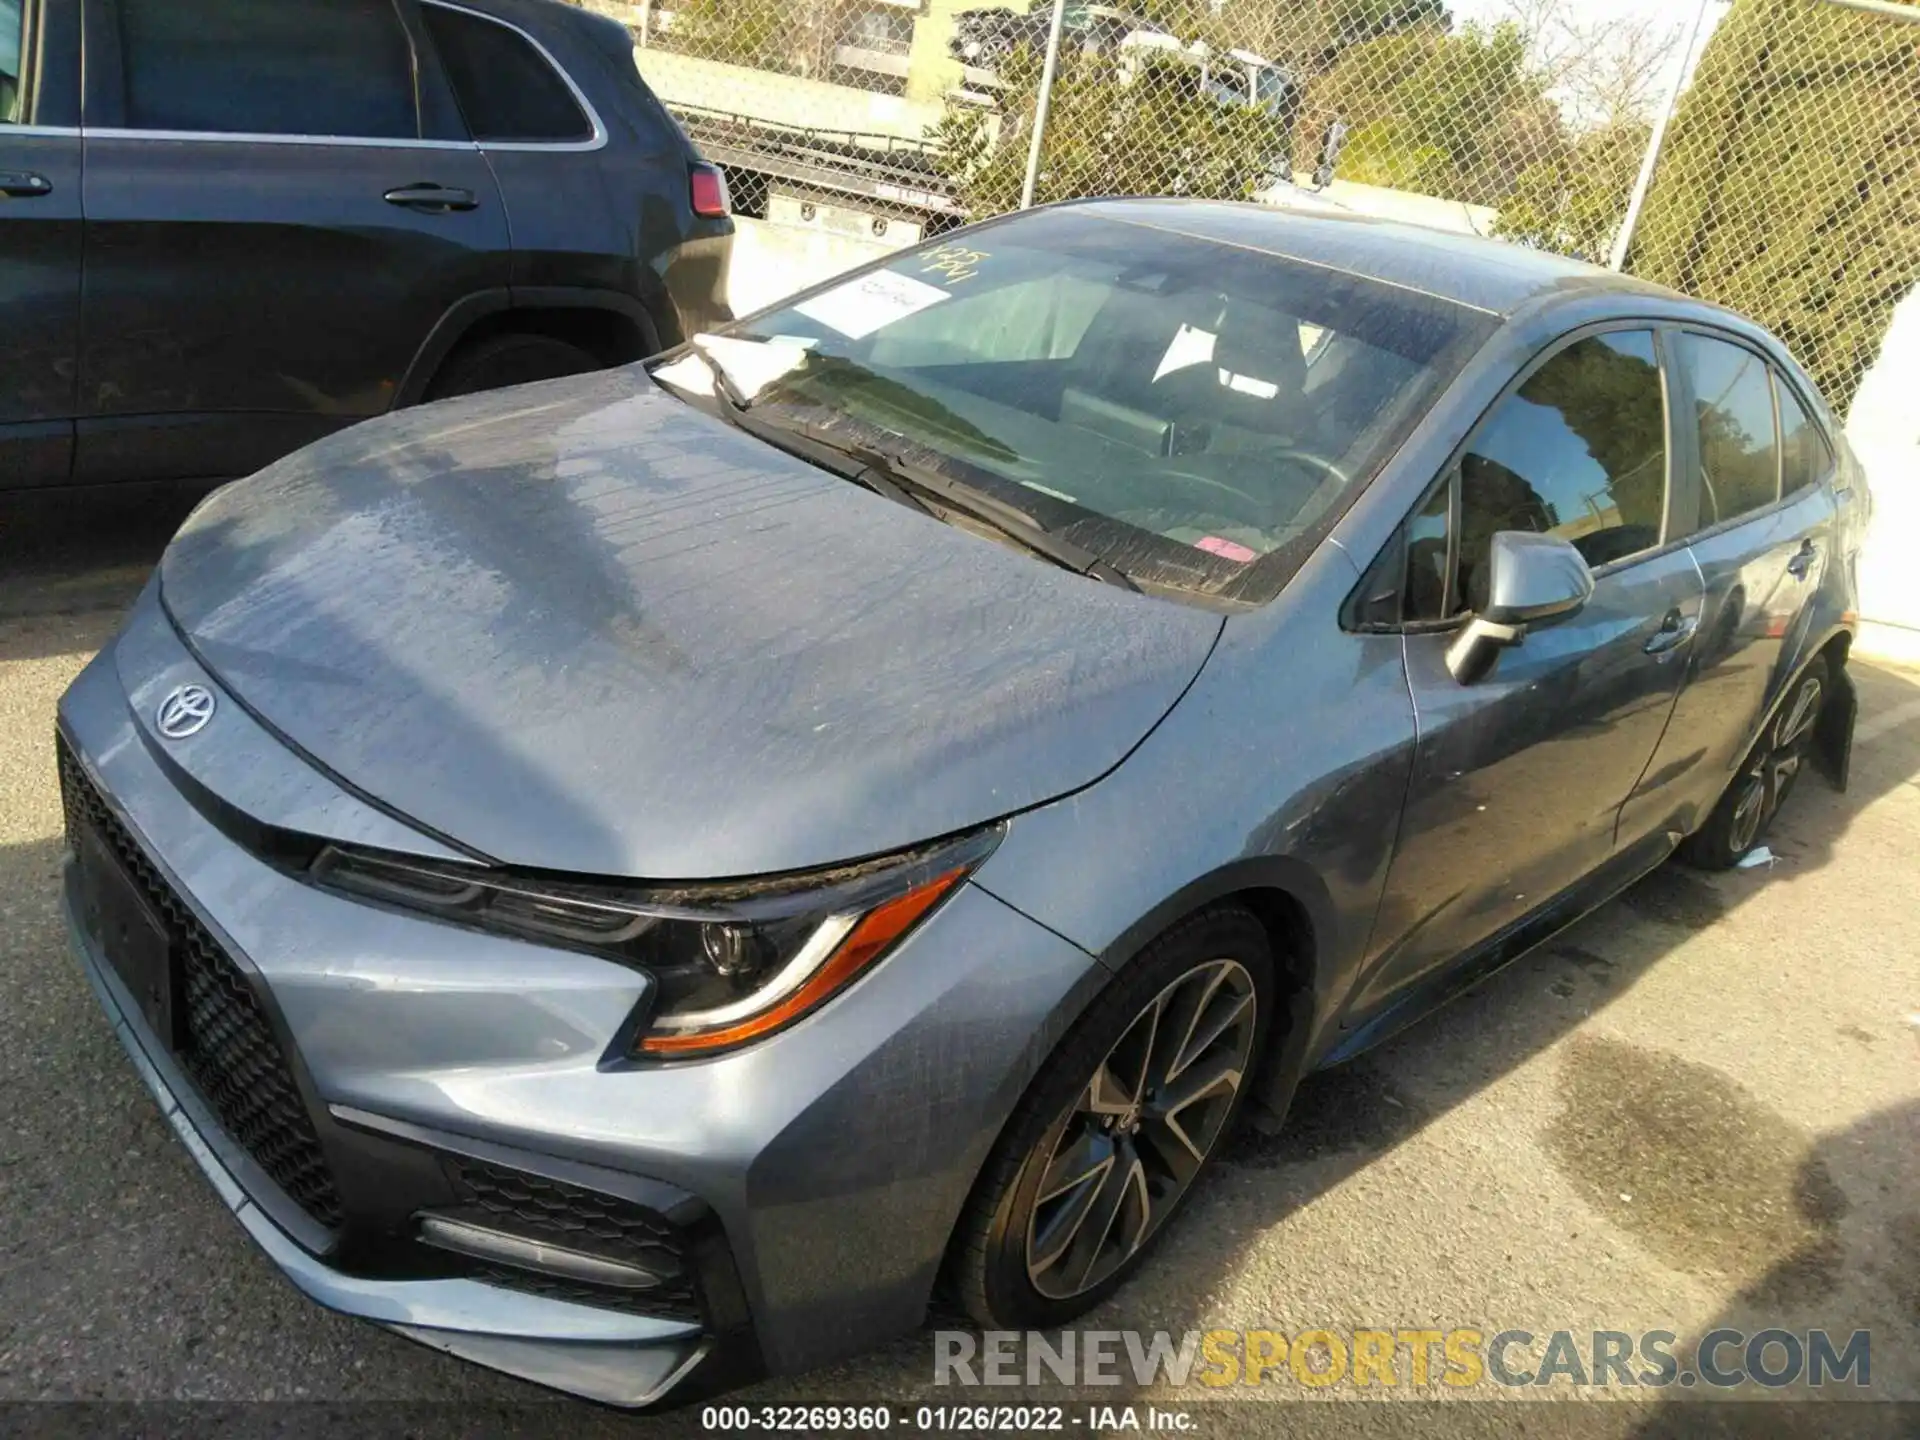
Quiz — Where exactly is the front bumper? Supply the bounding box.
[67,901,709,1405]
[55,587,1104,1403]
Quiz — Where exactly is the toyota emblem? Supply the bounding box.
[156,684,216,740]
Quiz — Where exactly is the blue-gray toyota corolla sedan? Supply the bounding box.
[58,200,1868,1406]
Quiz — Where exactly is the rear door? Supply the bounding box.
[0,0,82,487]
[1353,326,1704,1015]
[74,0,509,485]
[415,0,612,295]
[1620,330,1840,841]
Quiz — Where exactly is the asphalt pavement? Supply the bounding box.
[2,486,1916,1437]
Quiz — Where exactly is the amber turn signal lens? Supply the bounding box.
[637,866,968,1056]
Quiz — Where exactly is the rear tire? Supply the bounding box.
[424,333,601,401]
[1679,655,1829,871]
[946,906,1274,1330]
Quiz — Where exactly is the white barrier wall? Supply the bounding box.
[1847,284,1920,663]
[728,216,911,318]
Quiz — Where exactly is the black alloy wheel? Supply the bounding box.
[1681,656,1829,870]
[1025,956,1259,1300]
[948,906,1273,1328]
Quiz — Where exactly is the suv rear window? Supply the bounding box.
[116,0,418,139]
[424,4,591,144]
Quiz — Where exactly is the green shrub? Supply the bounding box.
[1628,0,1920,411]
[930,47,1287,216]
[1495,120,1647,264]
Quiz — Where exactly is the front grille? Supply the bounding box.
[442,1156,701,1322]
[58,735,346,1230]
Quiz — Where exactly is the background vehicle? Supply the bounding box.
[1116,31,1303,186]
[57,202,1863,1406]
[948,3,1151,70]
[0,0,733,492]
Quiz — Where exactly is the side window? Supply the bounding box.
[1,0,22,124]
[1677,333,1781,527]
[1403,479,1451,622]
[1775,374,1833,498]
[423,5,591,144]
[115,0,418,139]
[1455,330,1668,613]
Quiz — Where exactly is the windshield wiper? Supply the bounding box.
[690,339,936,519]
[689,339,1138,592]
[830,438,1140,592]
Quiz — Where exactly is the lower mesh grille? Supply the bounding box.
[442,1156,701,1322]
[58,735,346,1230]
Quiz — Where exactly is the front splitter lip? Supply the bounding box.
[65,889,710,1408]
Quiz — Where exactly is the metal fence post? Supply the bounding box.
[1018,0,1071,210]
[1610,0,1718,272]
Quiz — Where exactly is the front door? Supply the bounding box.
[1355,328,1703,1014]
[75,0,509,485]
[0,0,81,487]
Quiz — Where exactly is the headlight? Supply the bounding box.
[309,828,1002,1058]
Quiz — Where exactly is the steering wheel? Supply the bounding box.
[1156,447,1354,530]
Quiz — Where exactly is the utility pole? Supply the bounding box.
[1019,0,1071,210]
[1609,0,1717,272]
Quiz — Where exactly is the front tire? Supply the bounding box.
[425,333,601,401]
[947,907,1273,1329]
[1679,656,1829,870]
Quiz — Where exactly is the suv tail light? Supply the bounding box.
[689,163,730,219]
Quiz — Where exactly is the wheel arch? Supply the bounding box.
[1089,857,1333,1124]
[396,289,667,408]
[934,869,1329,1322]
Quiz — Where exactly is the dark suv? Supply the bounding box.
[0,0,732,491]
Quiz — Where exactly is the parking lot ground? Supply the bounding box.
[2,492,1917,1436]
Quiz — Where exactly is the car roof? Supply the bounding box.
[1066,198,1690,319]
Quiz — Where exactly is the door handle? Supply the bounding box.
[1644,608,1700,655]
[1786,539,1818,581]
[0,171,54,198]
[382,184,478,212]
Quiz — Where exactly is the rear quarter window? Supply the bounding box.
[423,4,591,144]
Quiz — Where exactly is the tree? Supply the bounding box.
[929,46,1285,217]
[669,0,848,77]
[1492,0,1682,130]
[1181,0,1454,72]
[1309,21,1560,205]
[1627,0,1920,412]
[1495,119,1648,262]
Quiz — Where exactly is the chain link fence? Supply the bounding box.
[1627,0,1920,413]
[581,0,1919,412]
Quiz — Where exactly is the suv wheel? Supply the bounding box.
[1680,655,1829,871]
[947,907,1273,1329]
[426,333,601,400]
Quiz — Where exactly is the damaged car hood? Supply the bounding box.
[157,371,1223,879]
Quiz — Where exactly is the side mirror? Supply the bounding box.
[1446,531,1595,685]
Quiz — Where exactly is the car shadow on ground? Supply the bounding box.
[0,481,215,639]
